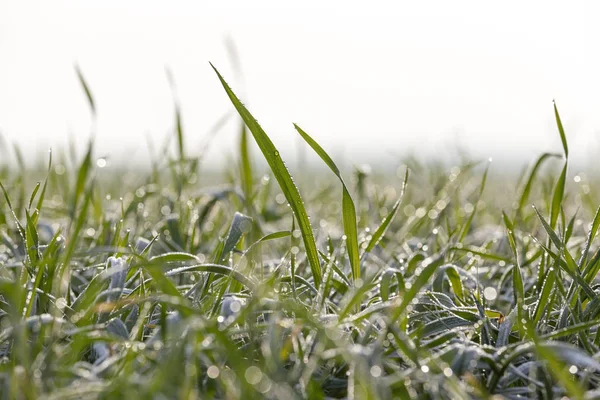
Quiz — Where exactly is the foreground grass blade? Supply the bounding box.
[211,63,321,287]
[294,124,360,282]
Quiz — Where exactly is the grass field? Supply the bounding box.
[1,66,600,399]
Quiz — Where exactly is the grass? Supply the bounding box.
[1,66,600,399]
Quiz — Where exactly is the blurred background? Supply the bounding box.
[0,0,598,170]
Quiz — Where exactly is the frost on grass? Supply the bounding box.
[0,89,598,398]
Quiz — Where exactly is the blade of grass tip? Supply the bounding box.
[165,67,184,161]
[365,166,409,253]
[516,152,561,213]
[27,182,41,211]
[549,101,569,230]
[533,205,563,250]
[553,100,568,159]
[294,124,360,282]
[33,149,52,221]
[224,34,244,80]
[218,212,253,264]
[458,161,489,242]
[579,205,600,271]
[75,64,96,116]
[211,63,321,287]
[0,180,25,240]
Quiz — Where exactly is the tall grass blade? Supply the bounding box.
[294,124,360,282]
[365,166,409,253]
[516,152,560,212]
[211,63,321,287]
[75,64,96,115]
[553,100,568,158]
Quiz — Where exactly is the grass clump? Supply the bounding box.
[0,67,600,399]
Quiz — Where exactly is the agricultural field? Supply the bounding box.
[1,66,600,399]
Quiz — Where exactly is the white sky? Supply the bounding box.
[1,1,599,169]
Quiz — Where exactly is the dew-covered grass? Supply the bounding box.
[1,67,600,399]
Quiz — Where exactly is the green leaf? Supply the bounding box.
[217,212,253,263]
[553,100,568,158]
[365,166,409,253]
[458,162,489,242]
[211,63,321,287]
[75,64,96,115]
[550,162,567,229]
[516,152,561,212]
[294,124,360,282]
[239,124,254,204]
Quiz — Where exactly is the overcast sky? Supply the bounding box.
[1,1,599,169]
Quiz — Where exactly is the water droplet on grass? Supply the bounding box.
[370,365,382,377]
[245,366,263,385]
[207,365,220,379]
[569,365,578,374]
[483,287,497,301]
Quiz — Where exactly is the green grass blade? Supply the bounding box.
[294,124,360,282]
[553,100,568,158]
[175,108,184,161]
[239,124,254,204]
[218,212,253,263]
[550,162,567,230]
[75,64,96,115]
[365,166,409,253]
[211,63,321,287]
[578,205,600,271]
[517,152,561,212]
[458,162,489,242]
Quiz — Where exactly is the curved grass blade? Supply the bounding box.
[578,205,600,271]
[390,251,447,322]
[75,64,96,115]
[211,63,321,287]
[553,100,568,158]
[218,212,253,263]
[294,124,360,282]
[365,166,409,253]
[458,162,489,242]
[516,152,561,212]
[163,264,257,291]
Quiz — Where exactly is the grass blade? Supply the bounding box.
[553,100,568,158]
[211,63,321,287]
[365,166,409,253]
[294,124,360,282]
[516,152,561,212]
[75,64,96,115]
